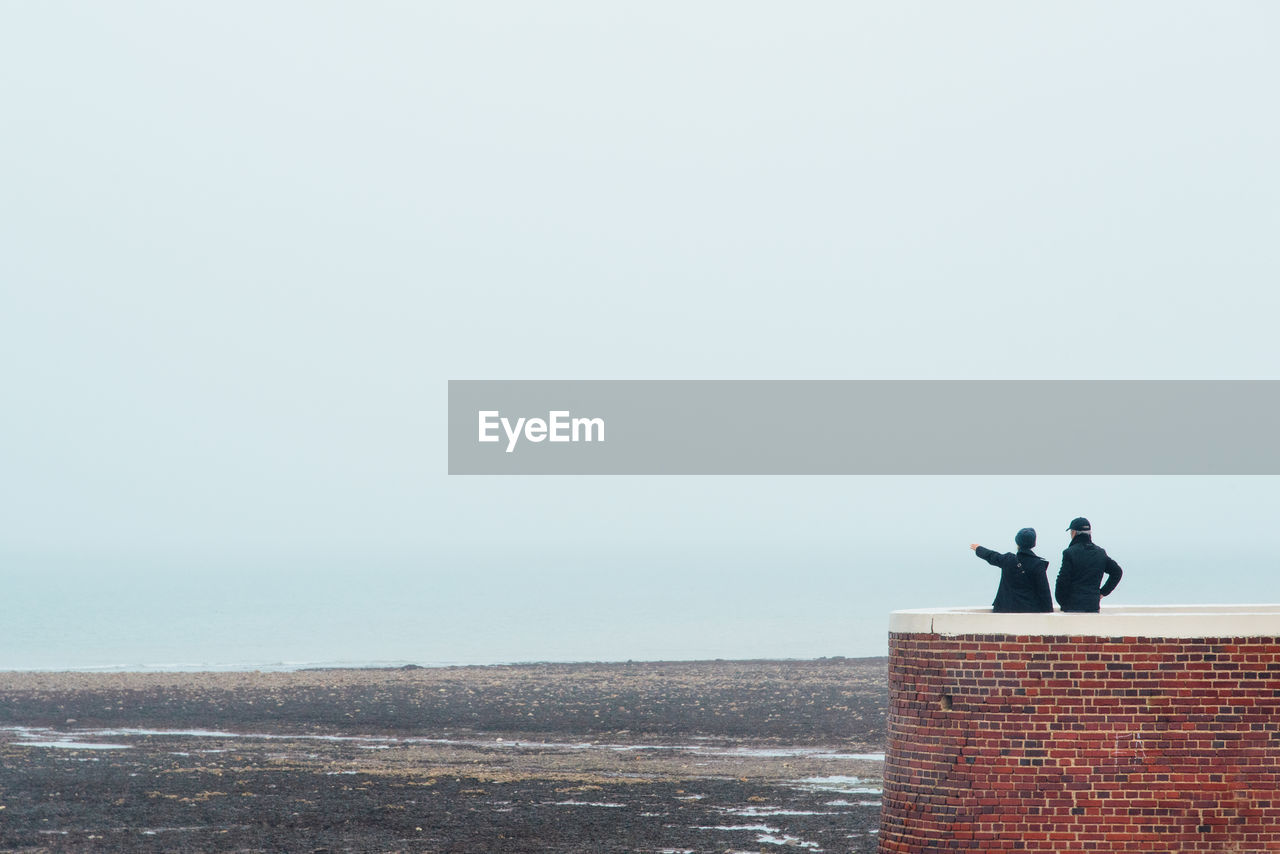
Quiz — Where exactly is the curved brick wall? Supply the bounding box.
[880,606,1280,854]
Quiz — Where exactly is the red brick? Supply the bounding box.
[881,633,1280,853]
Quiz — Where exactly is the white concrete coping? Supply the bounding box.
[890,604,1280,638]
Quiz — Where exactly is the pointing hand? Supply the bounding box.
[969,543,979,551]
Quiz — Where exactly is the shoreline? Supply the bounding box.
[0,654,883,676]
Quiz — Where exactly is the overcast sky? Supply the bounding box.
[2,3,1277,665]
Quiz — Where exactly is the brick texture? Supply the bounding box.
[880,633,1280,853]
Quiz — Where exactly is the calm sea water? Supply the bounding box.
[3,559,894,671]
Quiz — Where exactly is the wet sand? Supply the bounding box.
[0,658,887,853]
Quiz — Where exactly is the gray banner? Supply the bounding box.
[447,381,1280,474]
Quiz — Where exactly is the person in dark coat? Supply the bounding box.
[1055,517,1123,613]
[968,527,1053,613]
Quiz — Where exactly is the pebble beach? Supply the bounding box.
[0,659,887,853]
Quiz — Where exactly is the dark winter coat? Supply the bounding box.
[974,546,1053,613]
[1054,533,1123,613]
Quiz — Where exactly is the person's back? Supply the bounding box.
[1055,517,1123,613]
[971,527,1053,613]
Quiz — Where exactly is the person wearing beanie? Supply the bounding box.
[1054,517,1123,613]
[968,527,1054,613]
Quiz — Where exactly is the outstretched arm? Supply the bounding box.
[973,545,1011,569]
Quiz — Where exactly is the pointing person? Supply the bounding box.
[968,528,1053,613]
[1055,517,1123,613]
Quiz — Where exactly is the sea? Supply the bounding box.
[3,560,893,672]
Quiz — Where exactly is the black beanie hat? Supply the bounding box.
[1015,527,1037,549]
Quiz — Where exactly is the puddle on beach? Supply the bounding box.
[719,806,836,817]
[15,740,132,750]
[792,775,883,795]
[0,725,881,762]
[4,727,134,751]
[758,833,821,848]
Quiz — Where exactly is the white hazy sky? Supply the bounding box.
[2,3,1277,665]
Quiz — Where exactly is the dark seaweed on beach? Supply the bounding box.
[0,659,886,853]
